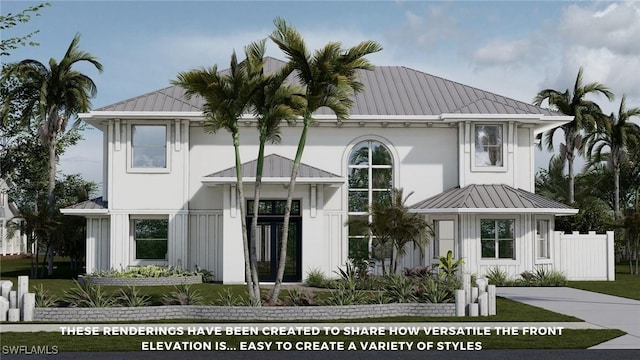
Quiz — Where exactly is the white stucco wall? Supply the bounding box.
[92,116,544,280]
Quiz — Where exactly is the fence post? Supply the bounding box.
[18,276,28,312]
[606,231,615,281]
[455,290,465,317]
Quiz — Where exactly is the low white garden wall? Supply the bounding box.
[33,303,456,322]
[79,275,203,286]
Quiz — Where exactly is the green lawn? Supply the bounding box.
[0,256,628,350]
[568,264,640,300]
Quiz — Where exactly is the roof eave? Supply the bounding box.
[202,177,346,186]
[410,208,578,215]
[60,209,109,216]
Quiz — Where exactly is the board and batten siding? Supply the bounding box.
[323,210,345,276]
[188,211,223,281]
[460,213,540,279]
[85,217,110,273]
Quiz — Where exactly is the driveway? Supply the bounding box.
[497,287,640,349]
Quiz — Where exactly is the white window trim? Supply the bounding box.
[478,217,517,263]
[471,123,507,173]
[430,216,457,264]
[127,122,171,174]
[534,217,553,265]
[344,136,398,261]
[130,215,169,265]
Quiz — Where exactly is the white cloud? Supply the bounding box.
[387,5,468,51]
[541,1,640,111]
[472,39,534,66]
[561,1,640,56]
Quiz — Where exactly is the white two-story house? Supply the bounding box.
[62,58,585,283]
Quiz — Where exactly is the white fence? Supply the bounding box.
[553,231,615,281]
[0,226,27,256]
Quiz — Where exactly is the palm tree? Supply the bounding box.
[173,51,261,303]
[244,40,304,300]
[586,95,640,219]
[533,67,614,204]
[535,155,569,204]
[348,188,431,275]
[268,17,382,302]
[2,33,103,275]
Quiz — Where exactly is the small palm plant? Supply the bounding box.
[63,280,114,307]
[162,284,203,305]
[348,188,433,275]
[438,250,464,280]
[114,286,151,307]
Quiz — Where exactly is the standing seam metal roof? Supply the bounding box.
[63,197,108,210]
[205,154,341,179]
[410,184,574,211]
[95,58,561,117]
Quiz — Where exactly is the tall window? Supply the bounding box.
[133,218,168,260]
[536,220,550,259]
[474,124,503,167]
[131,125,167,168]
[347,140,393,259]
[480,219,515,259]
[433,220,455,259]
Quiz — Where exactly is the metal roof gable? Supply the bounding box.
[410,184,577,215]
[202,153,345,186]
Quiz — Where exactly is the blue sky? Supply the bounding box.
[3,0,640,190]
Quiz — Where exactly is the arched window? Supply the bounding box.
[347,140,393,259]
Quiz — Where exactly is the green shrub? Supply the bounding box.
[33,284,57,308]
[382,274,417,303]
[438,251,464,279]
[114,286,151,307]
[321,286,369,306]
[537,270,567,287]
[403,265,436,279]
[417,278,453,303]
[305,268,328,288]
[162,284,203,305]
[193,265,215,283]
[90,265,205,278]
[64,280,114,307]
[528,267,568,286]
[485,267,510,286]
[212,288,244,306]
[283,288,316,306]
[334,262,359,291]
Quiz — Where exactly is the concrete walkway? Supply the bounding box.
[498,287,640,349]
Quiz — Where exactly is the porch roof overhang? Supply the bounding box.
[201,153,345,187]
[409,184,578,216]
[60,197,109,216]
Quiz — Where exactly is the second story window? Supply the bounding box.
[474,124,503,167]
[131,125,167,168]
[347,140,393,259]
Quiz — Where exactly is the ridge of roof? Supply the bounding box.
[205,153,341,179]
[91,59,565,116]
[63,197,108,210]
[398,66,558,116]
[410,184,574,211]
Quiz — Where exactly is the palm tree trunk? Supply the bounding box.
[47,137,57,219]
[614,165,620,219]
[232,133,259,304]
[270,116,310,303]
[567,151,575,205]
[249,139,267,302]
[47,135,57,277]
